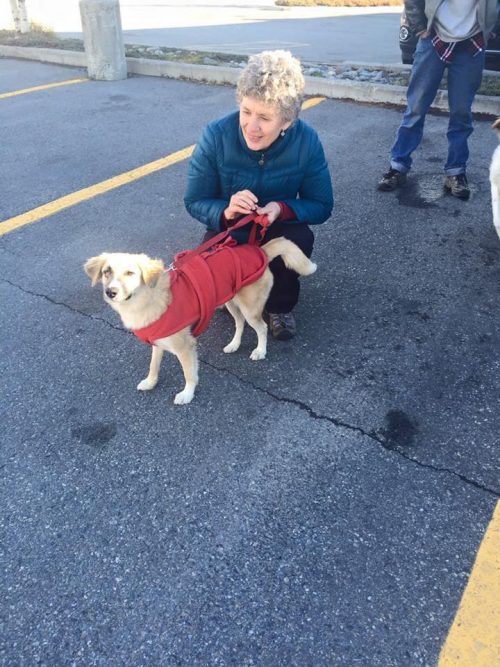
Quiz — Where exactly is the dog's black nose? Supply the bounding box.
[105,287,118,299]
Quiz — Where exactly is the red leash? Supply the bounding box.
[173,213,271,269]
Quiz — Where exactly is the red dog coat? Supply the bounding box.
[132,242,268,345]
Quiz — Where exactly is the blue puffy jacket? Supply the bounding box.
[184,110,334,236]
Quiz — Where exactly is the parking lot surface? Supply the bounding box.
[1,58,499,666]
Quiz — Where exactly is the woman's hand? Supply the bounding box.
[256,201,281,224]
[224,190,258,220]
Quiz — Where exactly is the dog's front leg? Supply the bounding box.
[168,332,199,405]
[137,344,164,391]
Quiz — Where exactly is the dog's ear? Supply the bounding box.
[84,254,107,286]
[493,118,500,130]
[138,256,165,287]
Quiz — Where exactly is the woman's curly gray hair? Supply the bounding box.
[236,50,305,123]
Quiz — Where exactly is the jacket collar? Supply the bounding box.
[237,120,297,162]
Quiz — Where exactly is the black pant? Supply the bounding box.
[201,221,314,313]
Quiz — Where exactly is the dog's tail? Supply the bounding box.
[494,118,500,140]
[261,237,317,276]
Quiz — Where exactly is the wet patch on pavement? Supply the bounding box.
[71,422,117,447]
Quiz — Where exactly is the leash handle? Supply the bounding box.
[174,213,270,269]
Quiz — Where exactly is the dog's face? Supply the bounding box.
[84,253,164,304]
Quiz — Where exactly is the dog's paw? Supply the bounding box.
[250,348,266,361]
[137,378,157,391]
[174,389,194,405]
[223,340,240,354]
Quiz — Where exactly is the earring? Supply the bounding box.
[280,129,286,137]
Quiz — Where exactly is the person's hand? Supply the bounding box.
[255,201,281,224]
[417,30,430,38]
[224,190,258,220]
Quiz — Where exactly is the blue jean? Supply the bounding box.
[390,36,485,176]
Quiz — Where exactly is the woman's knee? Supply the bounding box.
[281,224,314,257]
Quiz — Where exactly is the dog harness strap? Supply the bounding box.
[131,244,269,345]
[180,256,217,337]
[174,213,270,269]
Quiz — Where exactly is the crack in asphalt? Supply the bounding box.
[2,279,129,335]
[202,359,500,498]
[4,277,499,498]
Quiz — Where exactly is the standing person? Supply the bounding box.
[378,0,499,200]
[184,50,333,341]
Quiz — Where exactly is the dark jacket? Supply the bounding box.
[404,0,498,38]
[184,111,334,236]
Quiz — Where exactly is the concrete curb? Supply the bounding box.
[1,45,87,68]
[1,45,499,116]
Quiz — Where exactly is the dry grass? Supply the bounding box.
[276,0,402,6]
[0,29,83,50]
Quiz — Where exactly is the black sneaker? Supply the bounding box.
[267,312,296,341]
[377,167,407,191]
[444,174,470,200]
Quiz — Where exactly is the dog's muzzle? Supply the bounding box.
[105,287,118,299]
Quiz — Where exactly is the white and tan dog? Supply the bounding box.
[491,118,500,239]
[84,238,316,405]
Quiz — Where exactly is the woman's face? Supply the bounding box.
[239,96,291,151]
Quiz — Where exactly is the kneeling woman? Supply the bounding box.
[184,50,334,340]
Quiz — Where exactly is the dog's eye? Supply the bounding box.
[125,271,135,277]
[103,267,111,276]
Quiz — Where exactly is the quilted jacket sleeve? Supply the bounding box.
[281,128,334,225]
[404,0,427,35]
[184,123,227,232]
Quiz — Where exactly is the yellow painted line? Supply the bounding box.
[302,96,326,110]
[439,500,500,667]
[0,96,327,236]
[0,78,88,100]
[0,146,195,236]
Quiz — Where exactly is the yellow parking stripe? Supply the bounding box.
[302,96,326,110]
[0,97,326,236]
[439,500,500,667]
[0,146,196,236]
[0,78,88,99]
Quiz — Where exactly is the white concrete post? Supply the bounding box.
[10,0,30,33]
[79,0,127,81]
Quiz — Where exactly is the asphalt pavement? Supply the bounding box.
[1,58,499,666]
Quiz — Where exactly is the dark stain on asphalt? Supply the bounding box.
[72,422,117,447]
[397,179,438,209]
[108,95,129,103]
[381,410,419,449]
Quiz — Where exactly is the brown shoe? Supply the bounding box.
[444,174,470,200]
[377,167,407,192]
[267,312,296,341]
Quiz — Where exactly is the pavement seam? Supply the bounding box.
[5,276,499,498]
[202,358,500,498]
[2,278,128,335]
